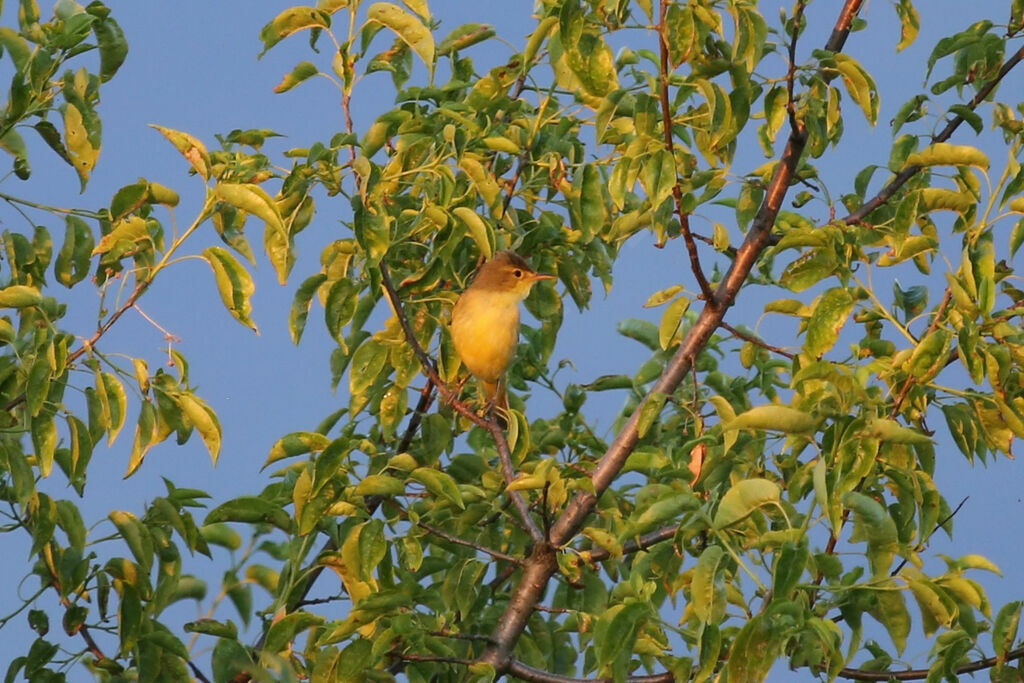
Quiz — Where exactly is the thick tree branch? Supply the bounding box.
[478,0,868,675]
[480,542,559,668]
[658,0,714,302]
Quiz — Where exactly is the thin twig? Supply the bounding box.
[418,521,523,564]
[397,653,474,665]
[585,523,680,563]
[507,657,675,683]
[842,44,1024,225]
[720,321,796,359]
[657,0,715,302]
[890,495,967,576]
[187,660,213,683]
[838,645,1024,681]
[785,1,808,132]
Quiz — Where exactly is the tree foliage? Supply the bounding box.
[3,0,1024,681]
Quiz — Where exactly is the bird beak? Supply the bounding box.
[531,272,556,282]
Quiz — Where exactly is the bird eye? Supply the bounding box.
[513,269,523,278]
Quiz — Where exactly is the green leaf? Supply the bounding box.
[642,148,676,210]
[725,405,816,433]
[259,6,331,55]
[452,207,492,259]
[833,54,879,124]
[325,278,359,343]
[367,3,434,66]
[658,296,690,350]
[150,124,210,179]
[354,203,391,260]
[691,545,726,623]
[212,637,254,683]
[0,129,29,179]
[0,284,42,308]
[0,27,30,72]
[617,318,660,351]
[96,371,127,446]
[894,0,920,51]
[205,496,293,533]
[265,432,332,467]
[635,391,668,438]
[34,121,72,168]
[779,251,835,292]
[596,602,648,680]
[64,103,99,190]
[200,523,242,551]
[357,520,387,580]
[109,182,150,223]
[204,246,257,332]
[905,142,988,170]
[665,4,696,67]
[173,392,222,464]
[109,510,154,575]
[773,539,809,599]
[274,61,319,93]
[993,601,1022,658]
[91,11,128,82]
[264,612,325,653]
[713,478,781,530]
[289,273,327,344]
[577,163,607,240]
[184,619,238,640]
[866,418,933,444]
[32,413,57,477]
[907,576,955,635]
[354,473,406,497]
[844,491,898,577]
[349,339,387,397]
[437,23,495,56]
[626,490,700,536]
[948,104,982,135]
[409,467,464,509]
[805,287,855,357]
[214,183,286,240]
[126,400,157,478]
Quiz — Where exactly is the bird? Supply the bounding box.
[450,250,555,422]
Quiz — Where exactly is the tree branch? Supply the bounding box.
[658,0,714,302]
[507,658,674,683]
[785,0,808,132]
[417,520,523,565]
[585,524,679,564]
[842,43,1024,225]
[478,0,867,674]
[720,321,796,359]
[838,644,1024,681]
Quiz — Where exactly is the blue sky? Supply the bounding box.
[1,0,1022,678]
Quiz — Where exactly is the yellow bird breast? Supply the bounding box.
[451,289,521,383]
